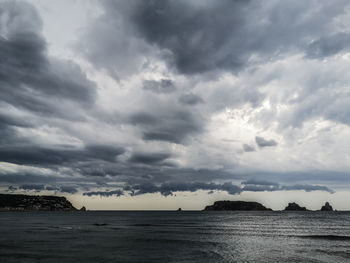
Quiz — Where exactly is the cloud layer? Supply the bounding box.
[1,0,350,201]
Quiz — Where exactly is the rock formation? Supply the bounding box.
[0,194,77,211]
[284,202,308,211]
[204,200,272,211]
[320,202,333,211]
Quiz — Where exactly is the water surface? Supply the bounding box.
[1,211,350,262]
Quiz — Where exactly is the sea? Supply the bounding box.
[1,211,350,262]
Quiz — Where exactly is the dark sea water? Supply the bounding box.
[1,211,350,262]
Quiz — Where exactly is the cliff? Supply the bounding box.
[204,200,272,211]
[284,202,308,211]
[0,194,77,211]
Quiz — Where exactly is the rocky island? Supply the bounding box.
[204,200,272,211]
[0,194,78,211]
[320,202,333,211]
[284,202,308,211]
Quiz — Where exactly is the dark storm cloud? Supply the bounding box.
[129,112,158,126]
[242,184,280,192]
[81,0,350,78]
[178,93,204,106]
[84,145,126,163]
[136,1,350,73]
[129,110,203,144]
[1,0,348,200]
[255,136,278,148]
[45,186,59,191]
[72,165,238,186]
[241,181,334,193]
[19,184,45,191]
[241,179,281,192]
[0,173,59,185]
[0,145,124,165]
[0,2,103,189]
[131,0,251,74]
[59,186,78,194]
[305,33,350,59]
[0,1,96,121]
[0,112,34,128]
[83,189,124,197]
[128,181,242,196]
[281,184,334,194]
[129,152,171,165]
[242,179,279,187]
[143,79,176,94]
[0,32,96,115]
[243,144,256,152]
[19,184,76,194]
[0,121,23,146]
[82,181,333,197]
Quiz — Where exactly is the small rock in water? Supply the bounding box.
[320,202,333,211]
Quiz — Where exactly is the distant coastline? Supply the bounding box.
[204,200,335,212]
[0,193,340,212]
[0,194,80,211]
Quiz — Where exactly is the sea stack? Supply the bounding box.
[284,202,308,211]
[204,201,272,211]
[320,202,333,211]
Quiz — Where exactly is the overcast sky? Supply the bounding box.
[1,0,350,210]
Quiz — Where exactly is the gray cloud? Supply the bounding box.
[242,185,279,192]
[0,3,99,183]
[129,110,204,144]
[59,186,78,194]
[19,184,45,191]
[129,152,171,165]
[0,0,348,204]
[143,79,176,94]
[305,33,350,59]
[178,93,204,106]
[128,181,242,196]
[83,189,124,197]
[45,186,59,191]
[108,0,347,75]
[243,144,256,152]
[0,27,96,118]
[241,179,280,192]
[16,184,75,194]
[255,136,278,148]
[242,179,279,187]
[241,180,334,194]
[129,112,158,126]
[82,181,333,198]
[0,145,124,166]
[280,184,334,194]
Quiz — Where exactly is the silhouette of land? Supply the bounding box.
[204,200,272,211]
[0,194,337,212]
[0,194,77,211]
[204,200,336,211]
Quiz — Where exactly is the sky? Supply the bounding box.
[1,0,350,210]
